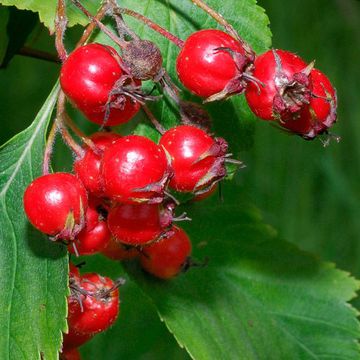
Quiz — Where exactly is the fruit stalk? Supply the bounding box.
[114,7,184,48]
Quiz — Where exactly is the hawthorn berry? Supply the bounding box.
[68,198,111,256]
[23,173,87,239]
[102,237,139,261]
[140,226,192,279]
[107,203,173,246]
[67,273,121,336]
[280,68,337,139]
[159,125,227,193]
[102,135,170,203]
[245,49,311,122]
[74,132,122,197]
[60,43,140,126]
[176,29,254,101]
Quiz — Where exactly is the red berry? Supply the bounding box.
[245,49,310,121]
[60,348,82,360]
[69,262,80,279]
[281,68,337,139]
[67,273,120,336]
[74,132,122,196]
[60,43,140,126]
[102,135,170,204]
[102,237,139,261]
[176,29,252,100]
[108,203,173,246]
[68,199,111,256]
[140,226,192,279]
[159,125,227,193]
[23,173,87,239]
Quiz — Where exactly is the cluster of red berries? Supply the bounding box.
[177,30,337,140]
[23,1,339,357]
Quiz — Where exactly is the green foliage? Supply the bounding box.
[0,0,359,359]
[0,84,68,360]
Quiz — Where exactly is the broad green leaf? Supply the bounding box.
[124,183,360,360]
[0,84,68,360]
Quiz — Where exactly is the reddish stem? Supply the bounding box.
[142,105,166,134]
[71,0,127,49]
[190,0,254,56]
[55,0,68,62]
[115,8,184,48]
[42,120,58,175]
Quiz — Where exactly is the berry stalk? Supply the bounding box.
[114,7,184,48]
[42,120,58,175]
[55,0,68,62]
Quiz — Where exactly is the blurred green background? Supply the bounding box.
[1,0,359,357]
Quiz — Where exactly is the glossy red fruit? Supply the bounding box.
[67,273,120,336]
[23,173,88,239]
[159,125,227,193]
[69,198,111,256]
[69,262,80,279]
[267,68,337,139]
[102,135,170,204]
[245,49,311,121]
[177,29,253,100]
[102,237,139,261]
[60,43,140,126]
[108,203,173,246]
[60,348,82,360]
[74,132,122,196]
[140,226,192,279]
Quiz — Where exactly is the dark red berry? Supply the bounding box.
[108,203,173,246]
[67,273,120,336]
[69,198,111,256]
[60,43,140,126]
[159,125,227,193]
[60,348,82,360]
[102,135,170,204]
[176,29,253,100]
[245,49,311,121]
[101,237,139,261]
[74,132,122,196]
[281,68,337,139]
[23,173,87,239]
[140,226,192,279]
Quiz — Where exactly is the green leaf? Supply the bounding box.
[125,183,360,360]
[0,83,68,360]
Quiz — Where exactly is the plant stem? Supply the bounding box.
[76,1,111,47]
[18,47,60,64]
[115,8,184,48]
[42,121,58,175]
[55,0,68,61]
[142,105,166,134]
[56,91,84,158]
[71,0,127,49]
[190,0,253,55]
